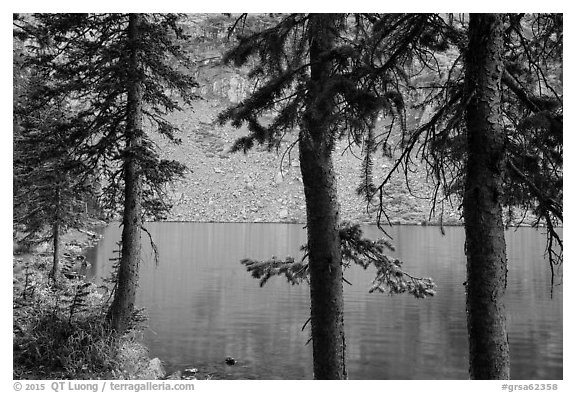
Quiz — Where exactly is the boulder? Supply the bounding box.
[274,171,284,185]
[140,358,165,380]
[278,209,289,220]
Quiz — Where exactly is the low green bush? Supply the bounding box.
[13,257,149,380]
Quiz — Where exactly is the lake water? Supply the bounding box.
[85,223,562,380]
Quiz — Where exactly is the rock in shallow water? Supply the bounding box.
[139,357,165,380]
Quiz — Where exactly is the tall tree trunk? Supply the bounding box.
[50,187,61,282]
[463,13,510,380]
[108,13,144,333]
[50,221,60,281]
[299,14,346,380]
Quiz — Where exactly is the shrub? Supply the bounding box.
[13,256,149,379]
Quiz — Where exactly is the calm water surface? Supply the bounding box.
[86,223,562,380]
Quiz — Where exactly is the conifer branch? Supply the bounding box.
[241,222,436,299]
[506,158,562,221]
[141,225,159,266]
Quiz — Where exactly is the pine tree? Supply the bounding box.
[359,13,562,379]
[107,13,145,333]
[13,64,94,281]
[219,13,348,379]
[219,13,439,379]
[462,13,509,379]
[14,13,199,332]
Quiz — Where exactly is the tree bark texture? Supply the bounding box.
[50,186,61,281]
[299,14,347,380]
[108,13,144,333]
[463,13,510,380]
[50,220,60,280]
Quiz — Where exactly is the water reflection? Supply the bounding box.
[86,223,562,379]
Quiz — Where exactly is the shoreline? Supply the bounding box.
[12,220,165,380]
[13,214,551,380]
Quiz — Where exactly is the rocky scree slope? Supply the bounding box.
[153,98,460,225]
